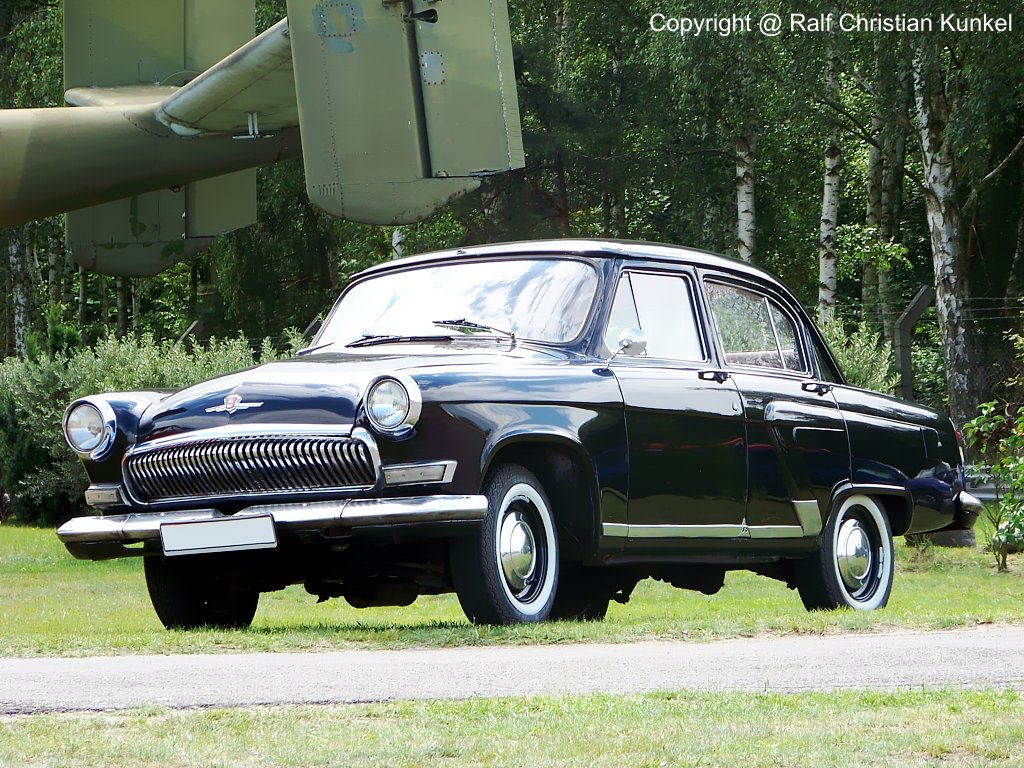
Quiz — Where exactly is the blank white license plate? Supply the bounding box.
[160,515,277,557]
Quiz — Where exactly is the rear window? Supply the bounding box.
[705,282,807,372]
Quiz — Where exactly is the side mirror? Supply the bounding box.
[599,327,648,372]
[617,327,648,357]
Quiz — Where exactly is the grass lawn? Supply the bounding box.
[1,689,1022,767]
[2,525,1023,768]
[1,523,1021,657]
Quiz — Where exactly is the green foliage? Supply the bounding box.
[2,2,62,108]
[0,333,300,527]
[820,319,899,394]
[834,225,911,283]
[36,303,81,358]
[910,313,949,411]
[210,160,393,338]
[962,328,1024,569]
[963,398,1024,571]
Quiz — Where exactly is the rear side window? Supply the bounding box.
[604,272,705,361]
[705,282,807,372]
[808,332,841,383]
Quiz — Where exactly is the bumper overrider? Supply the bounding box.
[57,495,488,560]
[954,490,984,530]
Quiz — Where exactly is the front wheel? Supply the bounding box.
[549,563,609,621]
[796,494,894,611]
[449,464,559,624]
[144,555,259,630]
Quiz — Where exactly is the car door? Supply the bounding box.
[607,268,748,543]
[703,278,850,538]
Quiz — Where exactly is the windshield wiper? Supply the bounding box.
[346,333,454,349]
[297,341,335,356]
[432,318,516,345]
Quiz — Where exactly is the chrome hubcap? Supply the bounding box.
[498,507,537,594]
[836,518,873,592]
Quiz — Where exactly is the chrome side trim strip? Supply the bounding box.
[383,460,457,487]
[251,496,487,528]
[601,522,629,537]
[793,499,823,536]
[747,525,804,539]
[627,524,746,539]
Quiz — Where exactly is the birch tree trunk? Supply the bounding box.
[818,50,842,324]
[734,131,757,263]
[914,50,979,427]
[390,228,404,260]
[818,136,842,324]
[7,233,27,359]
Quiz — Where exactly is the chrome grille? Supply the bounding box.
[124,434,377,503]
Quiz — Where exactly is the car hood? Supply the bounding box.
[137,344,571,442]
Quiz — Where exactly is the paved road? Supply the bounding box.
[2,626,1022,714]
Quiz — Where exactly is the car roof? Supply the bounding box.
[359,238,792,295]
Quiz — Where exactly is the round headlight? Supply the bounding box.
[65,403,106,454]
[366,379,411,431]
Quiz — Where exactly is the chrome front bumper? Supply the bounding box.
[57,495,488,560]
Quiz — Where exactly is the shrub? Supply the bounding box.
[962,328,1024,570]
[820,319,899,394]
[0,331,302,527]
[963,400,1024,571]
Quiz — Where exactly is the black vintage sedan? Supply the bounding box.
[58,240,981,628]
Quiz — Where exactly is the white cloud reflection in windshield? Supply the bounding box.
[322,258,599,345]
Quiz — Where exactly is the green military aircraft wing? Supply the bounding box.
[0,0,524,276]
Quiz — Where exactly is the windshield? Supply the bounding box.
[317,258,600,346]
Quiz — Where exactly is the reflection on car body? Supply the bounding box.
[57,240,982,628]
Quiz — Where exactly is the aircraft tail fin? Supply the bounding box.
[286,0,524,224]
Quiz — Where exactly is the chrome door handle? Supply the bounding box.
[698,370,730,383]
[801,380,832,395]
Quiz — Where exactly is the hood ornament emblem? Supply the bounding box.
[205,394,264,415]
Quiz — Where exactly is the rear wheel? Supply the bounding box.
[449,464,559,624]
[796,494,893,611]
[144,556,259,630]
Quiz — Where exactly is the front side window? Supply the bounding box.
[318,258,600,346]
[706,281,807,372]
[604,272,705,361]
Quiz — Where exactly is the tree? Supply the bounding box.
[817,44,843,323]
